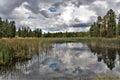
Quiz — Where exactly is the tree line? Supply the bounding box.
[43,32,89,37]
[18,27,42,37]
[0,17,90,38]
[89,9,120,37]
[18,28,89,38]
[17,27,89,38]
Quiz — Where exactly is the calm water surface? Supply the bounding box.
[0,42,120,80]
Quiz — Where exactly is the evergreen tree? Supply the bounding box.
[10,21,16,37]
[90,23,95,37]
[101,16,107,37]
[29,29,33,37]
[18,27,21,37]
[97,16,102,37]
[106,9,116,37]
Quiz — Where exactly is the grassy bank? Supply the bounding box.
[2,37,120,41]
[0,37,120,47]
[79,37,120,48]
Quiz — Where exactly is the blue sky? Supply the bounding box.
[0,0,120,32]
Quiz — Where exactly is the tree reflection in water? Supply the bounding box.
[88,44,120,70]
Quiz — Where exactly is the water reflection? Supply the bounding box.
[0,42,120,80]
[88,44,120,70]
[0,42,52,79]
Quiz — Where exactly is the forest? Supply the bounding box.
[0,9,120,38]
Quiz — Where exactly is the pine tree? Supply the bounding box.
[97,16,102,37]
[101,16,107,37]
[18,27,21,37]
[10,21,16,38]
[106,9,116,37]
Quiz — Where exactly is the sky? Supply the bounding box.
[0,0,120,32]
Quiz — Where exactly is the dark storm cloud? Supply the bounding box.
[52,0,97,9]
[40,10,51,18]
[71,1,82,7]
[52,2,67,8]
[0,0,43,15]
[78,0,97,5]
[40,9,61,18]
[24,4,40,14]
[72,23,92,28]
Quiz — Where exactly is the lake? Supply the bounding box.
[0,42,120,80]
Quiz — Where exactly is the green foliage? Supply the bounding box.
[0,45,12,64]
[90,16,102,37]
[106,9,116,37]
[17,26,42,37]
[0,17,16,38]
[43,32,89,37]
[89,9,117,37]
